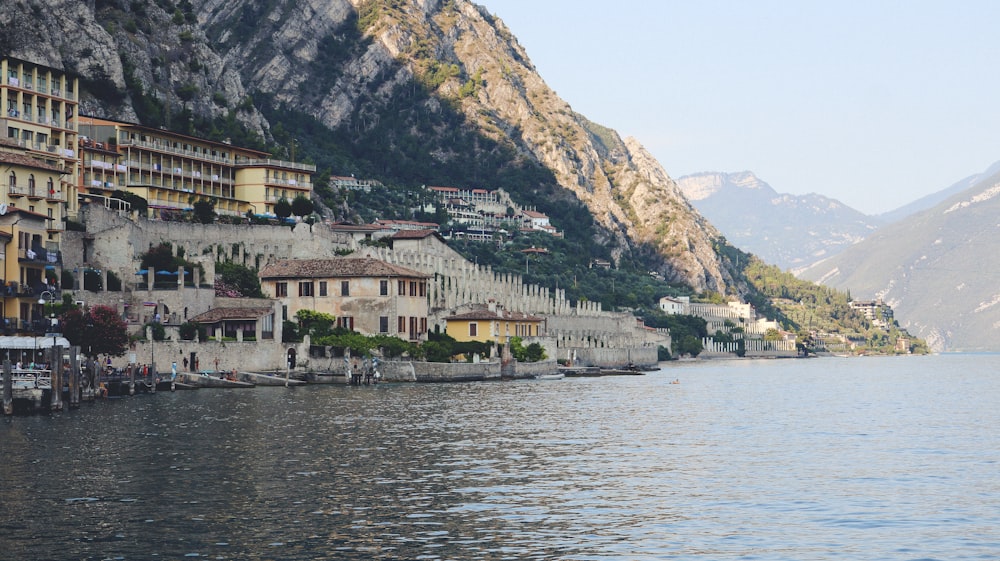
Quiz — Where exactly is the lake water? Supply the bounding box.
[1,354,998,560]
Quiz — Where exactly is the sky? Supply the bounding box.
[480,1,1000,215]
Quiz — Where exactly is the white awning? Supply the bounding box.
[0,336,73,349]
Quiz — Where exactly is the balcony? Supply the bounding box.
[237,158,317,173]
[121,139,235,165]
[46,219,65,232]
[19,246,61,266]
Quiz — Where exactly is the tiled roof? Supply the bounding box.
[391,229,438,240]
[189,307,273,323]
[259,257,429,280]
[328,222,382,232]
[376,219,439,228]
[0,150,66,173]
[445,309,543,322]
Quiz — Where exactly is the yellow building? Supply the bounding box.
[1,57,79,219]
[444,302,544,344]
[0,202,63,334]
[259,257,430,340]
[77,117,314,219]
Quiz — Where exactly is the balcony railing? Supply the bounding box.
[237,158,317,173]
[120,139,235,165]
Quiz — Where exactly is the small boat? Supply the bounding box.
[238,371,307,386]
[535,372,565,380]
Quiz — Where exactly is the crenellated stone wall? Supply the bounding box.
[69,207,666,371]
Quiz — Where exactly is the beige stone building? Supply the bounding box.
[76,116,314,219]
[259,257,430,340]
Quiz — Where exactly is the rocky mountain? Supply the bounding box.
[1,0,737,294]
[676,172,881,271]
[877,160,1000,224]
[799,163,1000,352]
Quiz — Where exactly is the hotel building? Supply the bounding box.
[1,57,77,333]
[78,117,315,219]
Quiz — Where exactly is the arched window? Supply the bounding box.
[47,178,54,197]
[28,174,35,196]
[8,171,15,187]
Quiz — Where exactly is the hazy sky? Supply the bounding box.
[481,1,1000,215]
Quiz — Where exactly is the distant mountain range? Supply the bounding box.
[798,162,1000,352]
[676,172,881,270]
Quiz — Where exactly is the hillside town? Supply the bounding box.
[2,55,887,409]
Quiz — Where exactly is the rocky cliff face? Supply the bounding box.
[2,0,733,293]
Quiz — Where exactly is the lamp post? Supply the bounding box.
[38,290,60,409]
[38,290,57,354]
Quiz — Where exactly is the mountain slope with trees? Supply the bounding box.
[800,163,1000,352]
[1,0,920,343]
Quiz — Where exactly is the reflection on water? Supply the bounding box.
[2,355,999,560]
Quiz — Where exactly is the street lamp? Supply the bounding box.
[38,290,57,365]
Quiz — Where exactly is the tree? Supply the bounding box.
[215,262,264,298]
[274,197,292,219]
[111,189,148,216]
[145,321,166,342]
[295,309,336,339]
[291,194,314,218]
[60,305,129,359]
[192,199,216,224]
[179,321,206,341]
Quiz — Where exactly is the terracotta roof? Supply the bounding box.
[376,219,440,228]
[259,257,429,280]
[391,229,439,240]
[0,150,66,173]
[445,309,543,322]
[328,222,382,232]
[189,307,273,323]
[523,210,548,219]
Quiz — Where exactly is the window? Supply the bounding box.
[398,280,405,295]
[275,282,288,297]
[380,280,388,296]
[261,314,274,340]
[398,316,405,333]
[419,282,426,297]
[319,281,327,296]
[7,171,14,186]
[341,280,349,296]
[379,316,389,333]
[469,322,478,337]
[409,281,417,296]
[420,318,427,334]
[299,281,314,297]
[338,316,354,330]
[409,317,418,340]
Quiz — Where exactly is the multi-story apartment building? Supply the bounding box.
[1,57,77,335]
[77,116,315,219]
[850,299,893,328]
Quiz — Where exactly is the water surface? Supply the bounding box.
[1,354,998,560]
